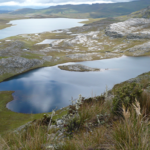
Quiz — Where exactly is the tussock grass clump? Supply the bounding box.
[0,125,48,150]
[58,126,110,150]
[58,97,113,150]
[112,101,150,150]
[139,90,150,115]
[64,95,112,136]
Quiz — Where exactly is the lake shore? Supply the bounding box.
[0,69,150,135]
[0,16,150,135]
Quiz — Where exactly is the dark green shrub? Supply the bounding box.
[64,115,84,138]
[112,82,143,115]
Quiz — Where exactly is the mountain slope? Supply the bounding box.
[10,0,150,18]
[130,5,150,18]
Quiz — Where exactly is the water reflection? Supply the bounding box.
[0,56,150,113]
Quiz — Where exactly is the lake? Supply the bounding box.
[0,56,149,114]
[0,18,86,39]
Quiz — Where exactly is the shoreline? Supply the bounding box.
[0,16,150,134]
[1,68,150,134]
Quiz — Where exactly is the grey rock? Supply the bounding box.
[0,56,43,68]
[125,41,150,56]
[105,18,150,39]
[42,56,53,62]
[0,41,24,57]
[41,144,54,150]
[0,56,43,75]
[66,53,100,60]
[58,64,100,72]
[57,120,64,126]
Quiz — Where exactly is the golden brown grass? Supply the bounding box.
[112,100,150,150]
[139,90,150,115]
[0,125,47,150]
[59,126,110,150]
[1,92,150,150]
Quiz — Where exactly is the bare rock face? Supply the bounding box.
[58,64,100,72]
[105,18,150,39]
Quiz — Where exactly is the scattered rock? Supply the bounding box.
[0,56,43,75]
[105,18,150,39]
[125,41,150,56]
[42,56,53,62]
[57,120,64,126]
[66,53,100,60]
[41,144,54,150]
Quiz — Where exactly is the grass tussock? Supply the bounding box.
[139,90,150,115]
[59,126,109,150]
[112,103,150,150]
[0,125,48,150]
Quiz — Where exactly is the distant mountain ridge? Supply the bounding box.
[9,0,150,18]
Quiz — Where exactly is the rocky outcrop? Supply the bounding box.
[66,53,101,60]
[125,41,150,56]
[0,56,44,75]
[105,18,150,39]
[0,41,24,57]
[58,64,100,72]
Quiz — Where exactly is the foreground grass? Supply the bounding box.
[1,83,150,150]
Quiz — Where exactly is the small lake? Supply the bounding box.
[0,56,149,114]
[0,18,86,39]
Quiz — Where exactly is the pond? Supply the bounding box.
[0,56,149,114]
[0,18,86,39]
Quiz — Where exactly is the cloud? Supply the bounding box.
[0,0,134,6]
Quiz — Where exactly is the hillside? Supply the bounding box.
[129,5,150,18]
[10,0,150,18]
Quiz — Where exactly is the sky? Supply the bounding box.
[0,0,134,7]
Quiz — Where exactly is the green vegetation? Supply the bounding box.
[112,82,143,115]
[0,91,68,135]
[0,72,150,149]
[0,15,28,30]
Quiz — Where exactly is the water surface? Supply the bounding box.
[0,56,149,114]
[0,18,86,39]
